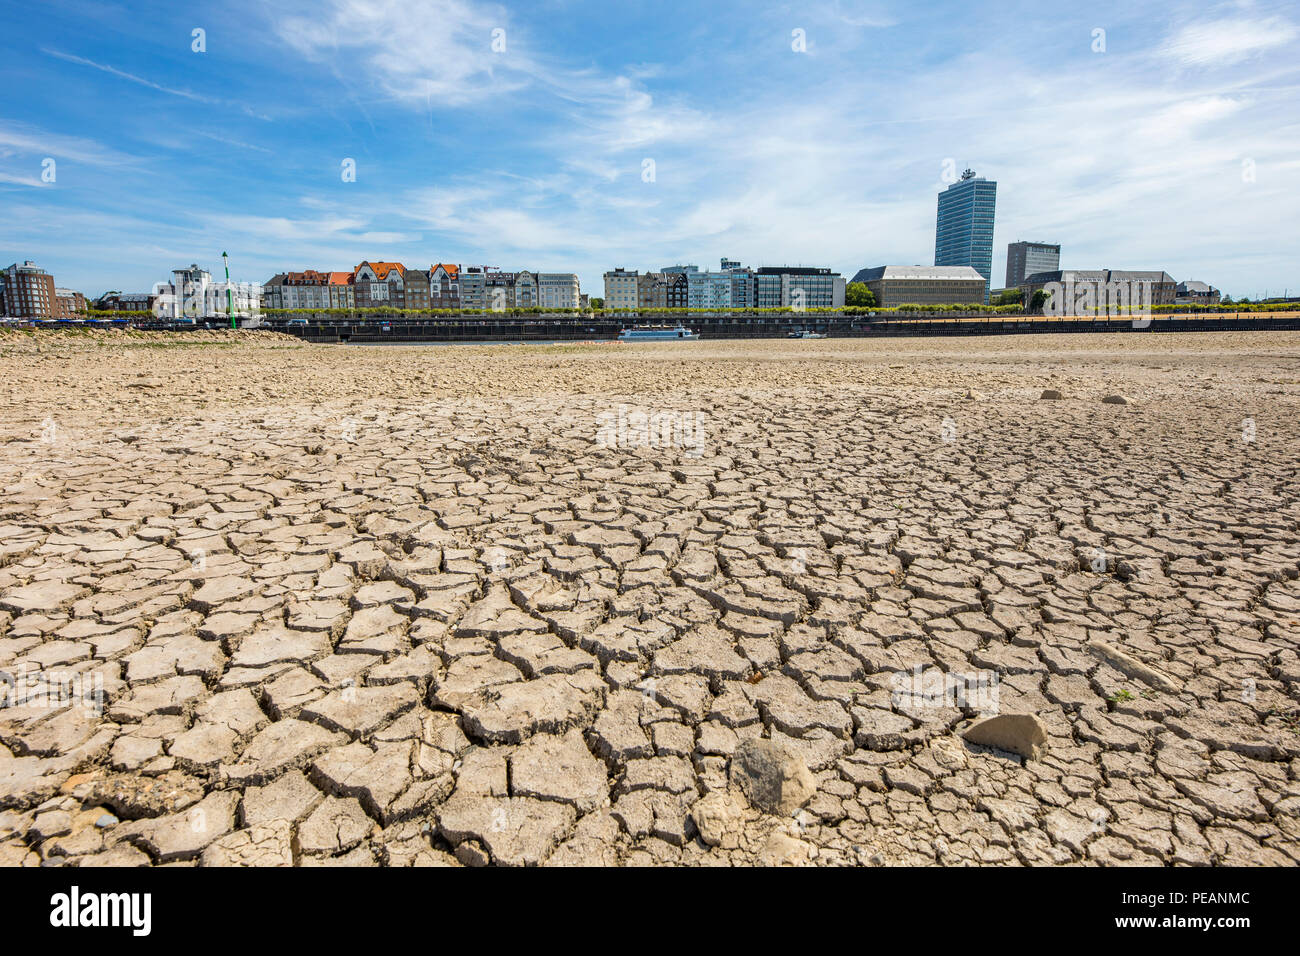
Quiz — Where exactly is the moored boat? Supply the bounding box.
[618,324,699,341]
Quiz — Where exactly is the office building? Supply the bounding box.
[850,265,987,308]
[754,267,845,309]
[1005,241,1060,289]
[935,169,997,303]
[1020,270,1177,312]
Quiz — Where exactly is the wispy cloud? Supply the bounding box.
[42,48,219,103]
[273,0,522,105]
[831,0,898,28]
[1158,14,1298,68]
[192,130,275,154]
[0,171,47,188]
[0,120,137,166]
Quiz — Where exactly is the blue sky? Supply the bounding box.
[2,0,1298,299]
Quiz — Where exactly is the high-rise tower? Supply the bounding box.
[935,169,997,303]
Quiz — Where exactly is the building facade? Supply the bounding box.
[1175,280,1220,305]
[430,264,460,308]
[154,264,261,319]
[636,272,668,308]
[2,261,57,318]
[538,273,580,309]
[514,270,537,308]
[353,262,406,309]
[285,271,331,310]
[261,274,287,310]
[661,266,704,306]
[404,268,432,310]
[328,272,355,309]
[850,265,987,308]
[54,288,87,318]
[604,268,639,310]
[1020,270,1178,313]
[484,270,518,310]
[664,271,688,308]
[263,271,333,310]
[460,268,486,310]
[754,267,845,309]
[935,169,997,303]
[93,292,157,313]
[1005,241,1060,289]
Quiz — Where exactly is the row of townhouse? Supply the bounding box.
[604,259,845,310]
[264,263,582,311]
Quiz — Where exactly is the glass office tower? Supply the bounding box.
[935,169,997,303]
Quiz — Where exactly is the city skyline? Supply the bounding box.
[2,0,1298,299]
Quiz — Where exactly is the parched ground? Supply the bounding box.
[1,329,1298,866]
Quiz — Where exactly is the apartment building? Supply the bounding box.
[538,273,580,309]
[285,271,331,310]
[54,288,87,318]
[514,270,537,308]
[603,268,639,310]
[1,261,57,318]
[664,272,688,308]
[460,268,486,309]
[636,272,668,308]
[430,264,460,308]
[353,261,406,309]
[327,272,355,309]
[484,270,519,310]
[404,268,432,310]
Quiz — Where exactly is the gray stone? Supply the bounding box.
[729,738,816,815]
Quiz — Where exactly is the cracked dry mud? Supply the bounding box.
[1,330,1299,867]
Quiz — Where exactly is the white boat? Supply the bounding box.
[618,324,699,341]
[788,329,825,339]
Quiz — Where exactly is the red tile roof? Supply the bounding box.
[354,261,406,279]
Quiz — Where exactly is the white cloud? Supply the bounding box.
[273,0,522,104]
[0,171,46,188]
[831,0,898,28]
[1158,15,1297,68]
[0,120,137,167]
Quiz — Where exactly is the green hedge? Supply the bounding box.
[1152,302,1297,313]
[260,304,1027,318]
